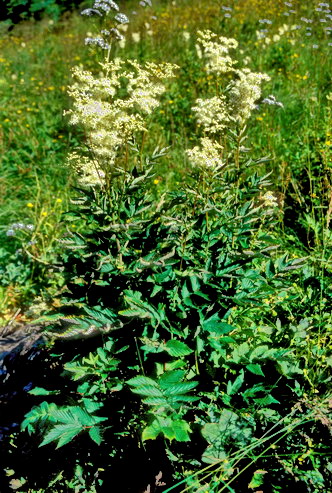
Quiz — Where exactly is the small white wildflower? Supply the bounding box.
[110,27,124,40]
[186,137,224,170]
[183,31,190,42]
[67,153,106,187]
[132,32,141,43]
[65,60,177,182]
[195,43,203,58]
[262,191,278,207]
[115,13,129,24]
[118,37,126,48]
[95,2,111,13]
[118,23,129,32]
[262,95,284,108]
[256,30,266,40]
[103,0,119,10]
[273,34,281,42]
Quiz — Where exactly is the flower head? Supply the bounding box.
[187,137,224,170]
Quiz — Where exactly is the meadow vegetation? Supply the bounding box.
[0,0,331,491]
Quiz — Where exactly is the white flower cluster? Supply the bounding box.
[192,96,230,134]
[187,31,273,171]
[229,68,271,123]
[186,137,224,170]
[262,191,278,207]
[67,153,106,187]
[65,59,177,185]
[196,29,238,75]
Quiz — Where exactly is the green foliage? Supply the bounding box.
[22,399,107,448]
[128,370,198,441]
[201,409,253,464]
[19,157,331,490]
[4,0,77,21]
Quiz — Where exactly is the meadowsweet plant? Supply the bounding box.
[19,21,332,492]
[1,1,330,492]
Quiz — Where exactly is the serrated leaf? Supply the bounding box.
[278,360,303,377]
[130,385,164,397]
[168,395,199,403]
[142,421,161,441]
[82,399,104,413]
[163,381,198,396]
[143,397,169,406]
[158,370,186,386]
[88,426,103,445]
[202,313,236,335]
[119,308,151,318]
[127,376,159,387]
[249,345,270,362]
[39,424,82,448]
[164,340,193,357]
[29,387,59,396]
[231,342,250,363]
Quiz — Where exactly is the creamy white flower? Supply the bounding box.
[192,96,230,134]
[67,153,106,186]
[229,68,270,122]
[65,60,177,183]
[132,32,141,43]
[196,30,238,74]
[187,137,224,170]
